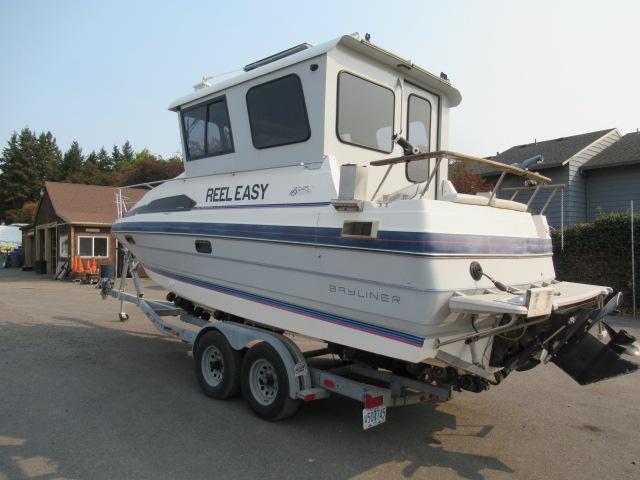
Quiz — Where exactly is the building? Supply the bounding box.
[473,129,621,228]
[581,131,640,221]
[22,182,146,277]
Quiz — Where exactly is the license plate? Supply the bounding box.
[362,405,387,430]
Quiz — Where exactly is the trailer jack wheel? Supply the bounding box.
[195,331,242,399]
[241,342,300,421]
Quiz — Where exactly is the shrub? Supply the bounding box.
[552,211,639,309]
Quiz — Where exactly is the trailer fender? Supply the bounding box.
[192,323,311,399]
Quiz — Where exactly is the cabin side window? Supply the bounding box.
[406,94,432,183]
[182,96,234,161]
[246,74,311,149]
[336,72,394,153]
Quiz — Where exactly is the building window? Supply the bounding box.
[182,96,234,161]
[59,235,69,258]
[337,72,395,153]
[406,94,432,183]
[246,74,311,149]
[78,236,109,258]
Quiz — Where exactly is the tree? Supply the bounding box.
[96,147,113,171]
[10,200,38,223]
[449,161,491,194]
[85,151,98,165]
[111,150,183,186]
[35,131,63,182]
[0,128,40,222]
[69,161,112,185]
[61,141,84,180]
[121,140,134,163]
[111,145,122,165]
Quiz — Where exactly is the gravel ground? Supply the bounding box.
[0,268,639,480]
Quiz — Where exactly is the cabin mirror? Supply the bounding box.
[406,94,432,183]
[407,159,429,184]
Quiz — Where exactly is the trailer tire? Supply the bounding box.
[194,330,241,399]
[241,342,300,421]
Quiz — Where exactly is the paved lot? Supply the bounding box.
[0,268,639,480]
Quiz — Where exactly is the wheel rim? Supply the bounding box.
[249,358,278,406]
[201,345,224,387]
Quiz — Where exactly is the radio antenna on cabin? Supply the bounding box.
[193,76,214,90]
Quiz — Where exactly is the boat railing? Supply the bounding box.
[369,150,552,205]
[114,179,169,219]
[501,183,565,215]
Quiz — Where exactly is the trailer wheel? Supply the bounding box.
[241,342,300,421]
[194,331,241,399]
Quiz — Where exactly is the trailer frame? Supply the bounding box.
[98,252,451,429]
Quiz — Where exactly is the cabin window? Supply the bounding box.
[246,74,311,149]
[406,94,432,183]
[182,96,234,161]
[78,236,108,258]
[337,72,394,153]
[206,100,234,155]
[182,106,206,159]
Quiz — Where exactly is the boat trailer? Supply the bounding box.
[98,253,451,429]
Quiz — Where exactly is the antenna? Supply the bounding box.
[193,76,214,91]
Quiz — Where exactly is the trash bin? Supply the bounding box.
[99,264,115,279]
[34,260,47,274]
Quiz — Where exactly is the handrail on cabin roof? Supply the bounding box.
[370,150,552,183]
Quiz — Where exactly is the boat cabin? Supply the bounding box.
[168,34,462,201]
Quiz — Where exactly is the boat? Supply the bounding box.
[112,33,638,394]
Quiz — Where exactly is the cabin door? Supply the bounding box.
[403,83,439,199]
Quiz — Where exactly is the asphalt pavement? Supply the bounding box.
[0,268,638,480]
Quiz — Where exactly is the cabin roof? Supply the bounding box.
[168,34,462,111]
[475,128,616,176]
[582,132,640,171]
[42,181,147,225]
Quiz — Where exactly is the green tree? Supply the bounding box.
[111,145,122,165]
[69,161,111,185]
[121,140,134,162]
[85,151,98,165]
[61,141,84,180]
[111,150,183,186]
[0,128,40,222]
[35,131,63,182]
[96,146,113,171]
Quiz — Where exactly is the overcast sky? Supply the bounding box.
[1,0,638,158]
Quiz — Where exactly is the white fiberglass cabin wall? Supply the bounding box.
[169,34,461,200]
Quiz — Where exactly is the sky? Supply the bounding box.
[1,0,639,159]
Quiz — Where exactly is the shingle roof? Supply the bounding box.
[474,129,615,176]
[44,181,147,225]
[581,132,640,171]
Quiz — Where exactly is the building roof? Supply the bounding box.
[43,181,147,225]
[168,33,462,111]
[475,128,615,176]
[581,131,640,171]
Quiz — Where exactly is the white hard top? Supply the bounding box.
[168,33,462,111]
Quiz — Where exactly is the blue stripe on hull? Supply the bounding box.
[113,221,552,256]
[193,201,331,210]
[146,266,425,347]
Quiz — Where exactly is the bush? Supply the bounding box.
[552,211,639,309]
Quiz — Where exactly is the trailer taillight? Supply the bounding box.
[365,394,384,409]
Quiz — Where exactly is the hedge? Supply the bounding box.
[551,211,639,309]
